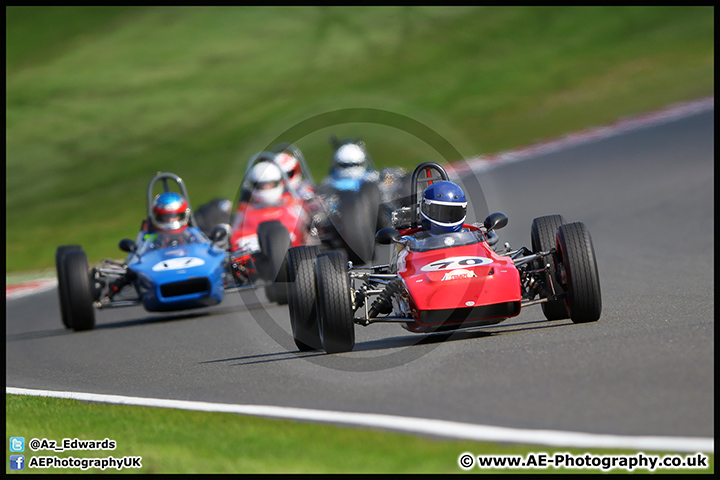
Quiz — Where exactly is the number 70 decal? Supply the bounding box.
[420,256,493,272]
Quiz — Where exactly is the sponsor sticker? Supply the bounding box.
[441,269,477,281]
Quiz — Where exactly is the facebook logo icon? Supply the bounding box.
[10,437,25,452]
[10,455,25,470]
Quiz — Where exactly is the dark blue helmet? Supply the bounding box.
[420,181,467,234]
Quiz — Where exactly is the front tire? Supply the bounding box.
[56,245,82,329]
[531,215,569,320]
[62,249,96,331]
[258,221,292,305]
[556,222,602,324]
[315,251,355,354]
[286,246,322,351]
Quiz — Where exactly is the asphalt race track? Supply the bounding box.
[6,108,714,442]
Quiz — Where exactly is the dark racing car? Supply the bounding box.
[310,136,411,265]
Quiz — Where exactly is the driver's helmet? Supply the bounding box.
[244,161,284,206]
[151,191,190,233]
[275,152,303,189]
[332,143,369,179]
[419,180,467,234]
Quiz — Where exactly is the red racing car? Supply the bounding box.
[227,146,320,304]
[285,162,602,353]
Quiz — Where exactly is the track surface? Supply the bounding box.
[6,109,713,439]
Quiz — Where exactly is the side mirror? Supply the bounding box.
[483,212,508,231]
[210,223,231,243]
[375,227,402,245]
[119,238,136,253]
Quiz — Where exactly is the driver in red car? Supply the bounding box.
[416,180,468,238]
[238,160,286,207]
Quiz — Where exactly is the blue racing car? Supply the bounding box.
[55,172,237,331]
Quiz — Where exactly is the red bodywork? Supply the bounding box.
[230,193,311,253]
[395,225,522,333]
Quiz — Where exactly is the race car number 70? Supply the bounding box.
[420,256,493,272]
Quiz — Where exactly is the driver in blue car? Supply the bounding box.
[109,191,195,299]
[142,191,199,248]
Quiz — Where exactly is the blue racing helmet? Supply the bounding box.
[152,191,190,233]
[420,180,467,234]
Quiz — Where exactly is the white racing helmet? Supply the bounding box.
[333,143,369,179]
[245,161,284,206]
[275,152,303,189]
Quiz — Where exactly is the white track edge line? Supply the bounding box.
[6,387,713,453]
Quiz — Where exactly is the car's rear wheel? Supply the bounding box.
[194,197,232,236]
[258,220,292,305]
[286,245,322,351]
[337,189,375,265]
[56,245,82,329]
[315,251,355,354]
[556,222,602,324]
[62,249,96,331]
[531,215,569,320]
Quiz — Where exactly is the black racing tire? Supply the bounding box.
[258,220,292,305]
[396,172,414,208]
[556,222,602,324]
[62,249,96,331]
[55,245,82,329]
[530,215,569,320]
[286,245,322,351]
[315,251,355,354]
[336,190,375,265]
[194,198,232,236]
[360,181,382,233]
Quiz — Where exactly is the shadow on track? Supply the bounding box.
[200,317,571,367]
[5,303,255,342]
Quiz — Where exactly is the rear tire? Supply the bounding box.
[258,221,292,305]
[63,249,96,331]
[315,251,355,353]
[337,189,375,265]
[56,245,82,329]
[531,215,569,320]
[194,198,232,236]
[286,246,322,351]
[556,222,602,324]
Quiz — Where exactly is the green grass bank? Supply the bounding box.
[6,6,714,274]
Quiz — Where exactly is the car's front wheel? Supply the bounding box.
[61,248,96,331]
[258,220,292,305]
[530,215,569,320]
[556,222,602,324]
[55,245,82,329]
[286,245,322,351]
[315,251,355,354]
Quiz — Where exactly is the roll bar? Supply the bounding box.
[409,162,449,228]
[146,172,198,228]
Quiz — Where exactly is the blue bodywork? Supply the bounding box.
[323,169,378,192]
[126,227,227,312]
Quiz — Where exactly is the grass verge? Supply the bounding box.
[5,395,714,474]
